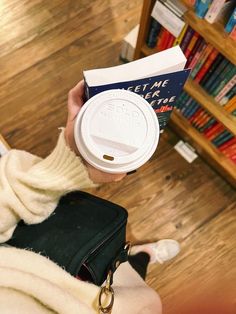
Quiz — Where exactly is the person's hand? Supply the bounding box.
[64,80,126,183]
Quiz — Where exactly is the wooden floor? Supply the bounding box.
[0,1,235,313]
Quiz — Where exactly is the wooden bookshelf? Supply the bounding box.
[134,0,236,187]
[171,110,236,187]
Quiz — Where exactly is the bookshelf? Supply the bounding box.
[134,0,236,188]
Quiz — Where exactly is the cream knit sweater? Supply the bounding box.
[0,129,161,314]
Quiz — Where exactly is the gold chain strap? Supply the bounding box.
[99,271,114,314]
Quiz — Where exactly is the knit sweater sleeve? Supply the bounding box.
[0,128,95,243]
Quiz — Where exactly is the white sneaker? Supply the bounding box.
[149,239,180,264]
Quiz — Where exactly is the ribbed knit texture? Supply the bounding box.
[0,128,95,243]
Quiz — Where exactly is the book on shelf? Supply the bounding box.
[219,86,236,105]
[215,74,236,102]
[180,26,195,53]
[195,0,213,19]
[194,48,219,83]
[0,134,10,157]
[151,0,186,38]
[84,46,190,130]
[229,25,236,40]
[225,6,236,32]
[210,62,236,96]
[188,39,206,69]
[190,44,214,78]
[184,31,200,59]
[202,58,229,90]
[205,0,235,24]
[146,18,162,48]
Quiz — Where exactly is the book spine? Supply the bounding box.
[188,40,207,69]
[180,26,195,53]
[203,58,229,91]
[191,44,214,79]
[200,53,224,87]
[207,124,225,140]
[229,25,236,40]
[224,95,236,111]
[199,117,216,132]
[156,27,164,51]
[186,36,203,68]
[219,86,236,105]
[173,23,188,46]
[146,18,162,48]
[218,137,236,151]
[212,131,234,147]
[211,66,236,96]
[215,74,236,102]
[204,0,226,23]
[225,7,236,33]
[195,0,213,18]
[222,143,236,156]
[186,102,200,118]
[194,48,219,83]
[159,29,172,51]
[184,31,200,59]
[167,33,176,49]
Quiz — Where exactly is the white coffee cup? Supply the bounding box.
[74,89,160,173]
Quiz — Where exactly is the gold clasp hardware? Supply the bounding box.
[99,271,114,314]
[124,241,132,256]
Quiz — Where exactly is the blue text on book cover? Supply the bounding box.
[85,69,190,130]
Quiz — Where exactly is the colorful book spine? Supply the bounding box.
[225,7,236,33]
[212,131,234,147]
[186,36,204,68]
[173,23,188,46]
[146,18,162,48]
[160,29,172,50]
[215,74,236,102]
[166,33,176,49]
[194,48,219,83]
[218,137,236,151]
[219,86,236,105]
[195,0,213,18]
[184,31,200,59]
[156,27,164,51]
[188,40,207,69]
[211,66,236,97]
[224,95,236,111]
[180,26,195,53]
[200,54,224,87]
[203,58,229,91]
[199,117,216,132]
[204,0,226,23]
[229,25,236,40]
[190,44,214,79]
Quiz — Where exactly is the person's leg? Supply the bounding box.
[130,239,180,264]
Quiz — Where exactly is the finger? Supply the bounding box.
[67,80,85,122]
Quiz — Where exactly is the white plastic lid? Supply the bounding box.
[74,89,160,173]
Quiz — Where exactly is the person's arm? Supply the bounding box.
[0,128,95,243]
[0,80,126,243]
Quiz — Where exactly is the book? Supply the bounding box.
[186,36,204,67]
[0,133,10,157]
[224,95,236,111]
[152,1,186,38]
[159,29,173,50]
[211,65,236,96]
[206,123,225,140]
[215,74,236,102]
[212,131,234,147]
[218,136,236,150]
[180,26,195,53]
[188,39,207,69]
[219,85,236,105]
[199,117,216,132]
[194,48,219,83]
[203,58,229,91]
[229,25,236,40]
[225,6,236,32]
[222,143,236,156]
[146,19,162,48]
[166,33,176,49]
[200,53,224,86]
[173,23,188,46]
[190,44,214,78]
[164,0,188,17]
[195,0,213,19]
[84,46,190,130]
[205,0,235,24]
[121,25,139,62]
[184,31,200,59]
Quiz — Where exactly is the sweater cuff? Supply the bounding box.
[29,128,96,191]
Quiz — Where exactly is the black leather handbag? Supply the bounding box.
[7,191,129,287]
